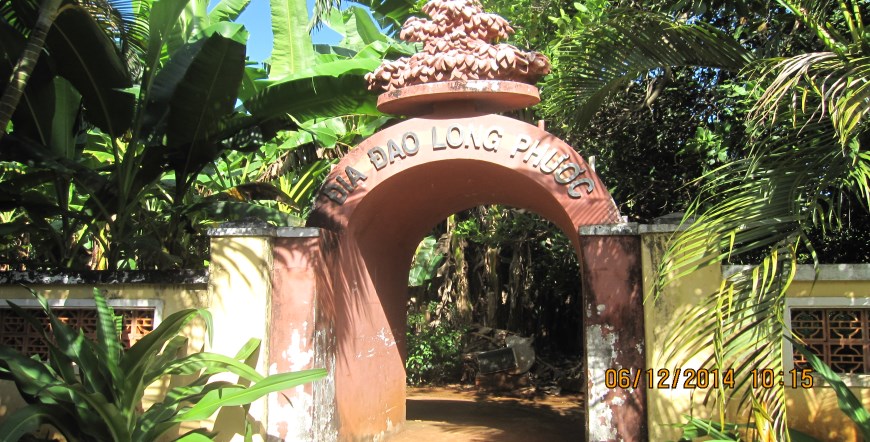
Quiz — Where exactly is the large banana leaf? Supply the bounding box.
[142,32,244,144]
[269,0,315,80]
[341,6,388,50]
[353,0,417,35]
[164,34,245,177]
[208,0,252,23]
[47,4,135,136]
[245,74,380,123]
[139,31,246,193]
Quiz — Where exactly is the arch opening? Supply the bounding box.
[399,205,586,442]
[404,205,585,377]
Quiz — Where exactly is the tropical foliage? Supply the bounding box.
[4,0,870,437]
[676,342,870,442]
[0,288,326,441]
[0,0,411,271]
[526,0,870,437]
[405,301,466,385]
[662,3,868,437]
[405,206,585,384]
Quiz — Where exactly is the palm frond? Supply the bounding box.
[658,114,870,438]
[311,0,341,29]
[748,53,870,147]
[775,0,847,54]
[663,244,796,438]
[542,9,752,127]
[69,0,149,78]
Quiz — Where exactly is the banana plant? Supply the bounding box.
[0,288,326,441]
[0,0,414,270]
[187,1,415,222]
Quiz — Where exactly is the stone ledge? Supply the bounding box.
[637,224,688,234]
[207,226,278,237]
[723,264,870,281]
[276,227,321,238]
[208,226,321,238]
[578,223,638,236]
[578,223,693,236]
[0,270,208,286]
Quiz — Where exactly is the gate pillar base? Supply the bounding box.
[271,228,339,442]
[579,224,648,442]
[209,225,338,442]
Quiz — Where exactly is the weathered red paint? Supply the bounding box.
[270,232,340,440]
[305,102,629,440]
[580,235,648,442]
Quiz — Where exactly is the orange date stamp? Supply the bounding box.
[604,368,815,389]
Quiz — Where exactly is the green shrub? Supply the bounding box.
[405,302,465,385]
[0,288,325,442]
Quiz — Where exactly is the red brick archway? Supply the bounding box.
[299,106,647,441]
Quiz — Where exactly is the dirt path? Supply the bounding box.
[388,386,585,442]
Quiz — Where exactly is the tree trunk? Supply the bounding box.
[506,242,525,330]
[484,245,499,327]
[0,0,63,139]
[444,214,472,323]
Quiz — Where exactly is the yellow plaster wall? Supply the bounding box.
[641,232,723,441]
[0,237,273,441]
[0,283,209,436]
[642,231,870,442]
[207,236,273,442]
[783,279,870,442]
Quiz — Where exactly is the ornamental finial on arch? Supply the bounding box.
[365,0,551,92]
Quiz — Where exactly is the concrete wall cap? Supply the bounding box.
[0,270,208,286]
[276,227,321,238]
[723,264,870,281]
[208,226,323,238]
[578,223,638,236]
[207,226,278,237]
[637,224,688,234]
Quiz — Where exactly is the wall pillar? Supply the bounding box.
[208,225,336,442]
[270,228,338,442]
[207,225,274,441]
[579,224,648,442]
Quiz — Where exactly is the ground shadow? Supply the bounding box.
[390,389,585,442]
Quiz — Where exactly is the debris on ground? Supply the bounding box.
[460,325,583,395]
